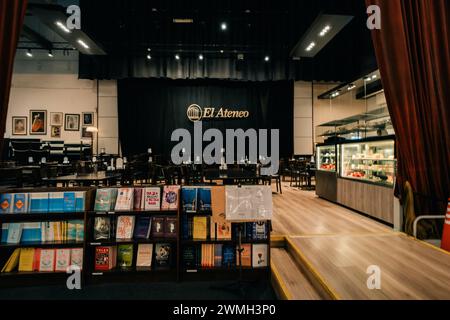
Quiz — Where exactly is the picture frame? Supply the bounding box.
[82,112,94,126]
[64,114,80,131]
[81,126,93,139]
[12,116,27,136]
[50,112,63,126]
[51,126,61,138]
[30,110,47,135]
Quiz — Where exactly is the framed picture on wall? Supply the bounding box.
[30,110,47,135]
[65,114,80,131]
[50,112,63,126]
[81,126,93,138]
[51,126,61,138]
[12,117,27,135]
[82,112,94,126]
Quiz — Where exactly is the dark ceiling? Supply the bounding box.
[79,0,377,82]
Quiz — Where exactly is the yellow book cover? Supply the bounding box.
[193,216,207,240]
[19,248,35,272]
[2,248,21,273]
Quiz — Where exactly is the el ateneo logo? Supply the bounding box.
[187,104,250,122]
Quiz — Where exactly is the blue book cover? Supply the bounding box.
[21,222,42,243]
[181,214,189,240]
[1,223,9,243]
[13,193,28,214]
[49,192,64,213]
[75,192,86,212]
[182,187,197,212]
[133,217,152,239]
[63,192,76,212]
[222,245,236,268]
[67,221,78,241]
[7,223,23,244]
[198,188,212,212]
[0,193,13,214]
[29,193,49,213]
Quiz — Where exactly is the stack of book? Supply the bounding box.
[1,247,83,273]
[0,192,86,214]
[93,186,180,212]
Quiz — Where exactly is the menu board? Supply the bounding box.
[225,186,272,222]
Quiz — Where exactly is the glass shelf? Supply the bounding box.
[317,145,337,172]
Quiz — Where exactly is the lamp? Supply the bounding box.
[86,126,98,157]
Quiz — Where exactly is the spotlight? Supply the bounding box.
[55,21,71,33]
[264,56,270,62]
[175,54,180,60]
[372,74,377,80]
[77,39,90,49]
[305,42,316,52]
[221,22,227,31]
[147,48,151,52]
[319,25,331,37]
[198,54,204,60]
[220,50,224,54]
[48,50,54,58]
[26,49,33,58]
[347,84,356,91]
[146,54,152,60]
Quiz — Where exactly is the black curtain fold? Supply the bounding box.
[117,79,293,161]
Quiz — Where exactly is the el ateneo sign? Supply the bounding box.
[187,104,250,122]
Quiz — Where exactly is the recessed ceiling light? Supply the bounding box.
[26,49,33,58]
[198,54,204,60]
[264,56,270,62]
[220,50,224,54]
[55,21,71,33]
[319,25,331,37]
[372,74,377,79]
[48,50,54,58]
[175,54,180,60]
[146,54,152,60]
[221,22,227,31]
[147,48,151,52]
[305,42,316,51]
[77,39,90,49]
[347,84,356,91]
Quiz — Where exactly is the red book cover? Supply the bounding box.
[95,246,112,271]
[33,248,41,272]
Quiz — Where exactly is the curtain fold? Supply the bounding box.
[0,0,28,155]
[367,0,450,217]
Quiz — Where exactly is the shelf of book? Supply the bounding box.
[0,241,84,248]
[88,210,178,216]
[88,238,178,246]
[0,212,86,222]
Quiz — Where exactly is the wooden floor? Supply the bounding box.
[271,185,450,300]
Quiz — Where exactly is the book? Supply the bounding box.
[214,244,223,267]
[49,192,64,213]
[134,217,152,239]
[67,220,78,241]
[115,188,134,211]
[29,193,49,213]
[94,189,115,212]
[252,244,268,268]
[75,192,86,212]
[165,217,177,238]
[225,186,273,221]
[143,187,161,211]
[198,188,212,212]
[19,248,35,272]
[182,187,197,212]
[222,245,236,268]
[55,249,71,272]
[117,244,133,269]
[193,216,208,240]
[151,217,165,238]
[136,244,153,268]
[161,186,180,210]
[32,248,41,271]
[1,248,20,273]
[39,249,55,272]
[211,186,231,240]
[239,244,252,267]
[0,193,13,214]
[7,223,23,244]
[154,243,171,269]
[95,246,116,271]
[116,216,135,239]
[75,221,84,242]
[21,222,41,243]
[94,217,111,240]
[70,248,83,270]
[182,246,196,269]
[63,192,76,212]
[252,221,268,240]
[1,223,9,243]
[13,193,28,214]
[133,187,144,210]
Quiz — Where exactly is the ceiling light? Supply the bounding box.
[146,54,152,60]
[55,21,71,33]
[147,48,151,52]
[319,25,331,37]
[198,54,204,61]
[175,54,180,60]
[347,84,356,91]
[77,39,90,49]
[372,74,377,80]
[48,50,54,58]
[305,42,316,52]
[26,49,33,58]
[237,53,244,60]
[264,56,270,62]
[364,76,372,82]
[221,22,227,31]
[173,18,194,24]
[220,50,224,54]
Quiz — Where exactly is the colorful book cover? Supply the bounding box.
[21,222,41,243]
[63,192,76,212]
[214,244,223,267]
[252,221,268,240]
[48,192,64,213]
[239,244,252,267]
[151,217,165,238]
[143,187,161,211]
[116,216,135,239]
[154,243,171,269]
[67,221,78,241]
[222,245,236,268]
[94,189,113,212]
[75,221,84,242]
[165,217,177,238]
[70,248,83,270]
[33,248,41,271]
[39,249,55,272]
[55,249,71,272]
[134,217,152,239]
[161,186,180,211]
[198,188,212,212]
[117,244,133,269]
[1,223,9,243]
[75,192,86,212]
[136,244,153,268]
[0,193,13,214]
[115,188,134,211]
[7,223,23,244]
[133,187,144,211]
[13,194,28,214]
[211,186,225,220]
[18,248,35,272]
[182,246,196,269]
[193,216,208,240]
[29,193,49,213]
[94,217,111,240]
[95,246,113,271]
[252,244,268,268]
[182,187,197,212]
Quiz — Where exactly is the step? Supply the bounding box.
[271,248,326,300]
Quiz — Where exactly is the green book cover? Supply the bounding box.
[117,244,133,268]
[94,189,113,212]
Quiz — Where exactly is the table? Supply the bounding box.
[43,172,122,187]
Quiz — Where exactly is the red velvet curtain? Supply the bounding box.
[367,0,450,216]
[0,0,28,154]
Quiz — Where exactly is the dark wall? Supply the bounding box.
[117,79,293,160]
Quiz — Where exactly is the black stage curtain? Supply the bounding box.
[118,79,293,160]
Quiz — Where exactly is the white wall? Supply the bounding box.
[293,82,314,155]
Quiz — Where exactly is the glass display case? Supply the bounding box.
[340,138,396,186]
[317,145,337,172]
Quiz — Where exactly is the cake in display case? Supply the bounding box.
[317,145,337,172]
[340,139,396,186]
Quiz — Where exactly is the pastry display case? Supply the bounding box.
[317,145,337,172]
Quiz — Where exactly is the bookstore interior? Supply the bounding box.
[0,0,449,304]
